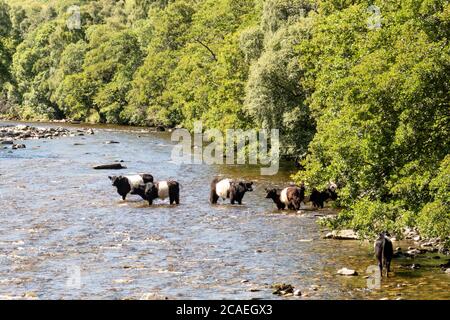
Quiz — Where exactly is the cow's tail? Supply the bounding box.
[381,236,386,268]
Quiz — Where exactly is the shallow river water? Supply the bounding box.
[0,121,448,300]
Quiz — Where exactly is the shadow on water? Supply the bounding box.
[0,121,448,300]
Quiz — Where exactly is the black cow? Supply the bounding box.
[109,174,154,200]
[374,231,394,277]
[309,183,338,208]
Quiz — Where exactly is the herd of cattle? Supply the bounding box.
[108,173,338,209]
[109,173,394,277]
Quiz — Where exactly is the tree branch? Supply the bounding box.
[194,38,218,62]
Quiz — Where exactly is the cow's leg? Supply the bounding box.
[169,188,180,205]
[230,192,235,205]
[174,190,180,205]
[210,188,219,204]
[379,261,383,278]
[148,199,153,206]
[169,187,175,205]
[384,259,390,277]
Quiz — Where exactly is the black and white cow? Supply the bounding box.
[210,178,254,205]
[142,180,180,205]
[374,231,394,277]
[109,174,154,200]
[265,184,305,210]
[309,182,338,208]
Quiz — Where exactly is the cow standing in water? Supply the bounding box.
[309,182,338,208]
[374,232,394,277]
[210,178,254,205]
[137,180,180,206]
[109,174,154,200]
[265,184,305,210]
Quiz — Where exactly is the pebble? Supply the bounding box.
[294,289,302,296]
[140,293,168,300]
[113,279,133,284]
[407,249,421,256]
[23,292,38,299]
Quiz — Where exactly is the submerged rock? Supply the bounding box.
[337,268,358,276]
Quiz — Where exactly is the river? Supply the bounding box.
[0,121,448,300]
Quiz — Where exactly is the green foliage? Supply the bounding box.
[294,0,449,241]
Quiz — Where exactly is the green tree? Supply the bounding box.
[295,0,449,240]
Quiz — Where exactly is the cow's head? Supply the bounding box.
[109,175,124,187]
[242,181,254,192]
[265,188,278,199]
[328,182,338,192]
[144,182,158,199]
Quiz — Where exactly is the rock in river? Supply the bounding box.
[324,229,359,240]
[406,249,422,256]
[93,163,127,170]
[12,144,26,149]
[271,283,294,295]
[337,268,358,276]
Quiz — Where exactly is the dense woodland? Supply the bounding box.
[0,0,448,243]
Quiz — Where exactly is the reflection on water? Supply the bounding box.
[0,121,449,300]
